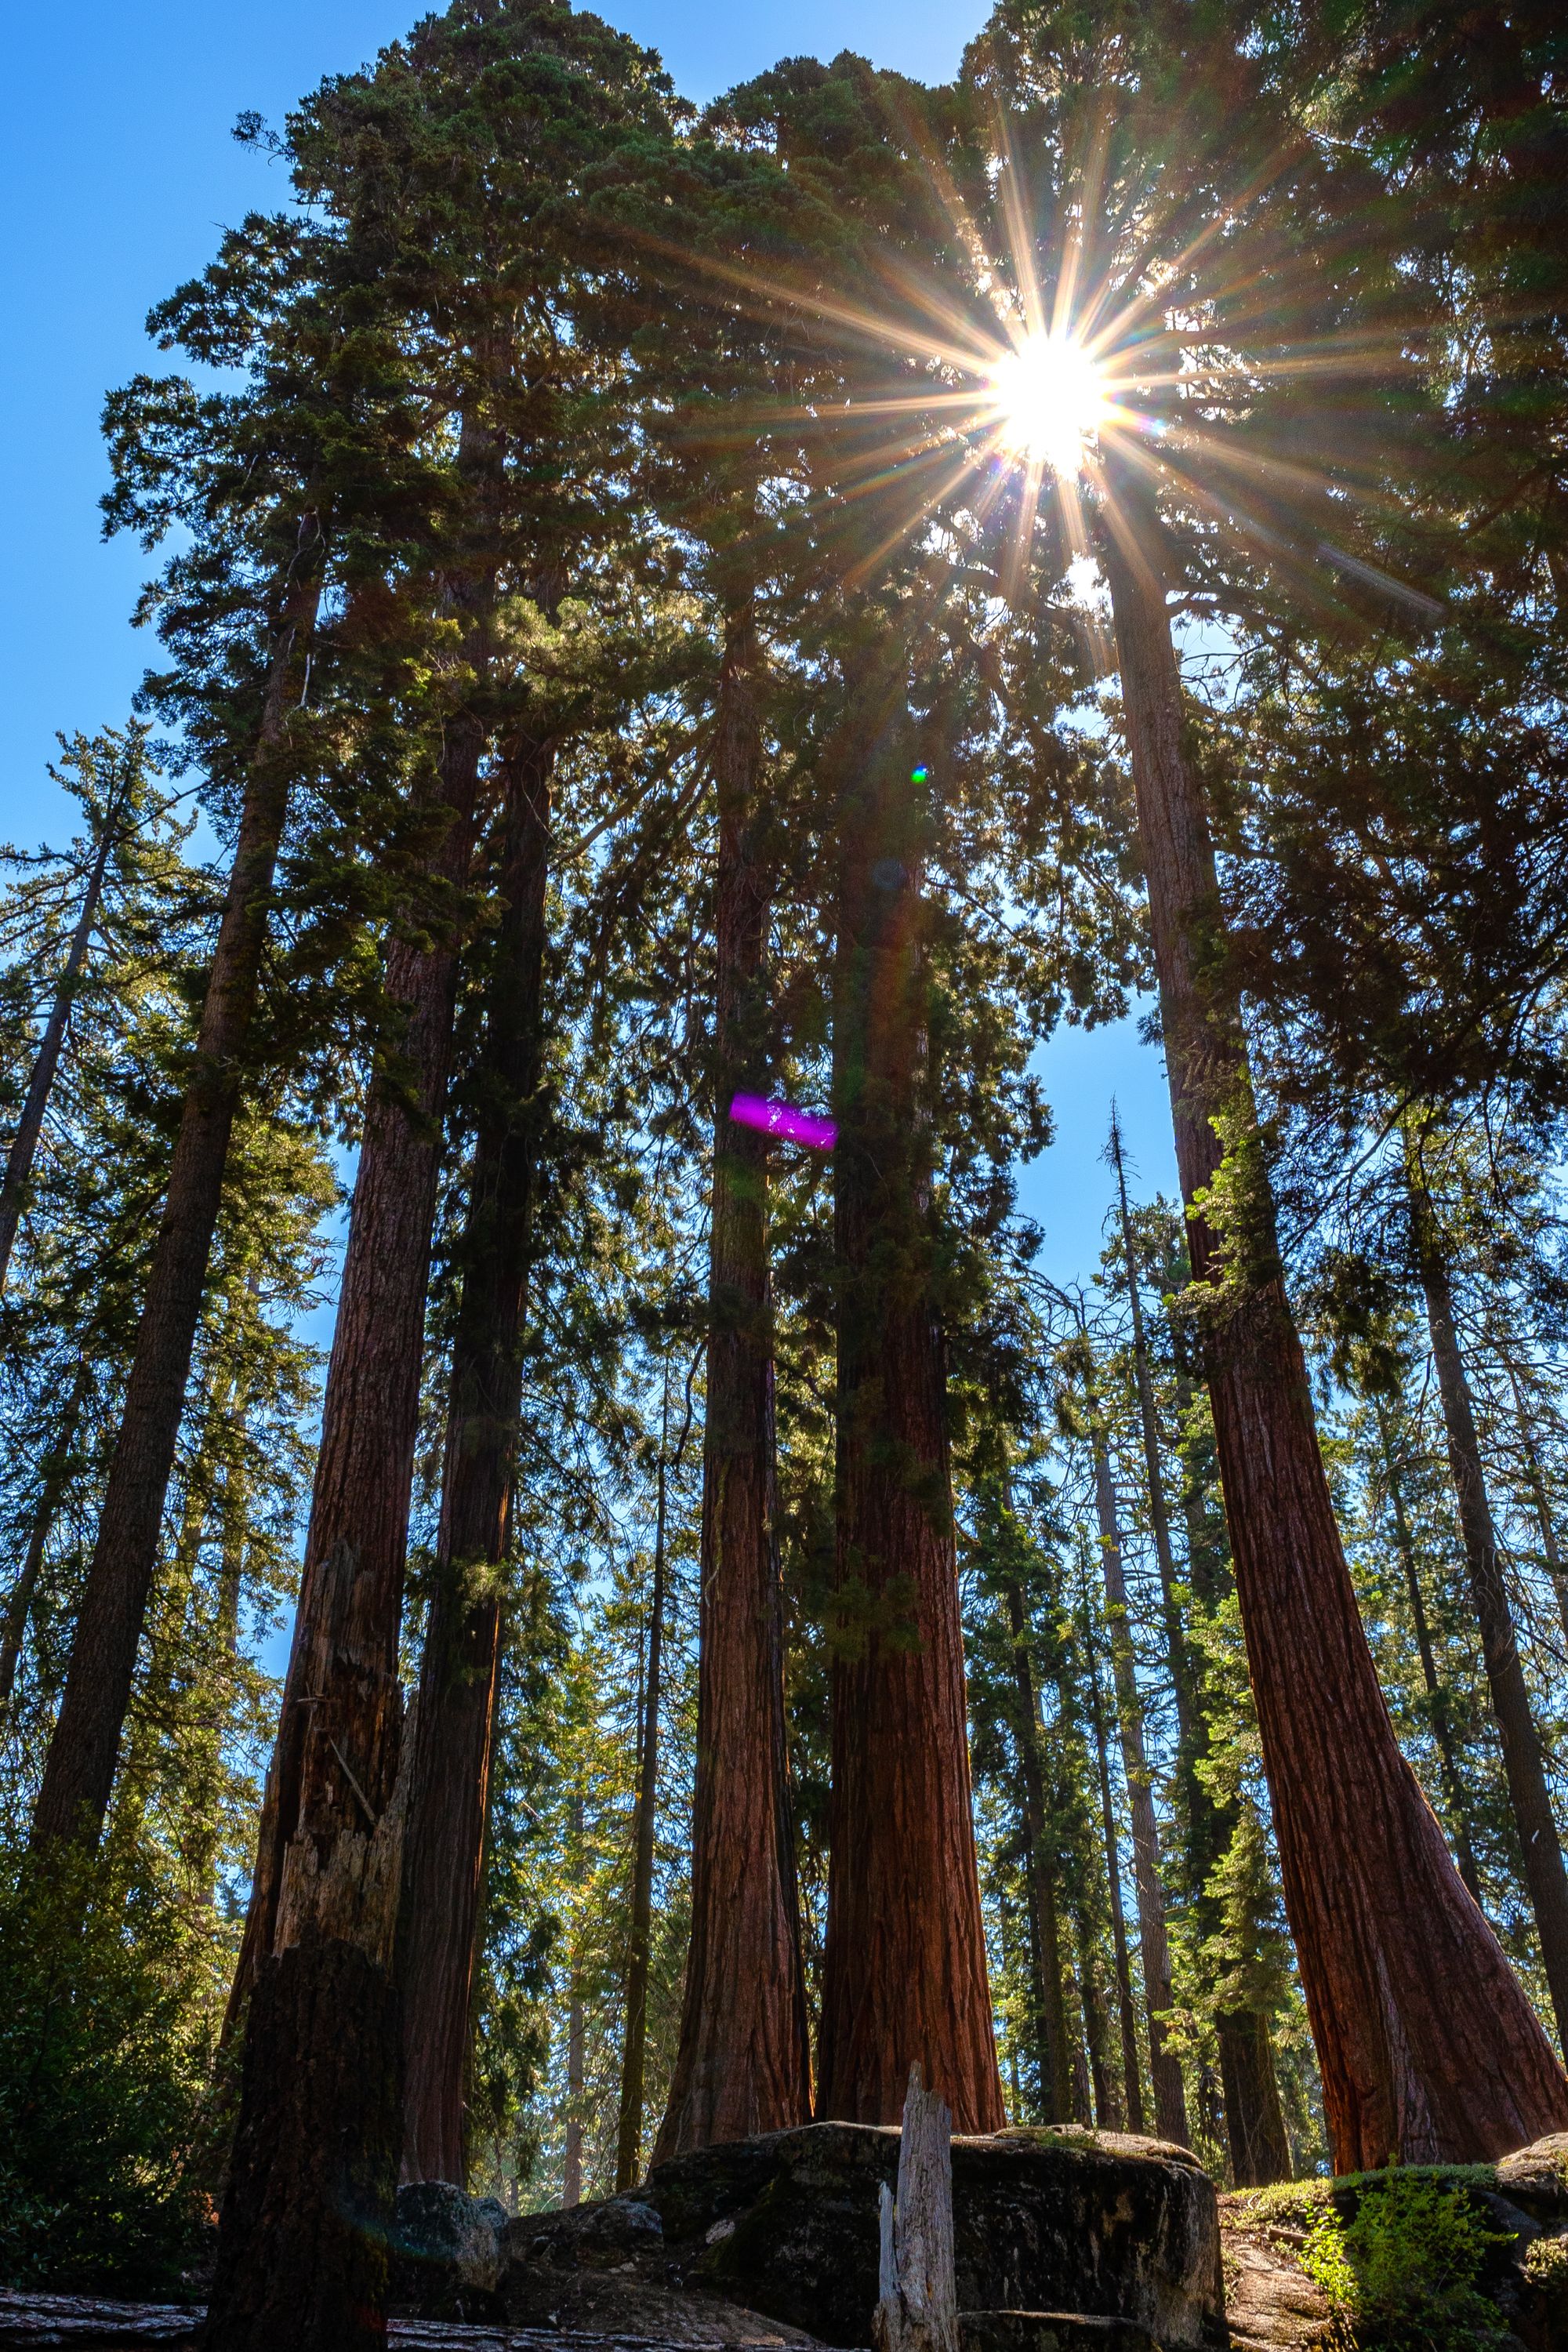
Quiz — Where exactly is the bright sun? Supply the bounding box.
[987,335,1109,477]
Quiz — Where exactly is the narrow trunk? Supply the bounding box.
[1374,1399,1483,1900]
[209,430,499,2352]
[1099,474,1568,2165]
[186,1446,249,1908]
[818,663,1003,2134]
[1108,1111,1192,1748]
[0,785,129,1289]
[655,600,811,2158]
[1084,1378,1190,2147]
[31,514,325,1849]
[1505,1371,1568,1655]
[0,1355,90,1713]
[617,1391,670,2191]
[564,1986,585,2207]
[397,733,554,2187]
[1408,1158,1568,2047]
[1076,1931,1120,2129]
[1113,1120,1289,2180]
[1079,1555,1145,2133]
[1004,1579,1074,2122]
[1215,2010,1292,2189]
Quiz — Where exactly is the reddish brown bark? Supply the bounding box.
[398,734,554,2187]
[226,705,483,2038]
[1408,1157,1568,2046]
[816,679,1004,2136]
[205,1939,401,2352]
[1084,1373,1190,2147]
[32,516,325,1850]
[1099,473,1568,2167]
[209,433,499,2349]
[655,603,811,2160]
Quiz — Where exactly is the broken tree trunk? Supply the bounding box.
[873,2067,959,2352]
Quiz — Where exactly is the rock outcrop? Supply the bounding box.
[494,2125,1223,2352]
[1220,2135,1568,2352]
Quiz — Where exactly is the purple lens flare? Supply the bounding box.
[729,1093,838,1151]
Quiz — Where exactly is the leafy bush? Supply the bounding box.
[1301,2171,1512,2352]
[0,1841,224,2295]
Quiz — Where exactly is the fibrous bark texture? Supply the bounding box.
[204,1940,401,2352]
[1409,1155,1568,2047]
[816,671,1004,2135]
[32,519,324,1850]
[656,603,811,2159]
[399,734,554,2187]
[1099,476,1568,2168]
[211,432,498,2348]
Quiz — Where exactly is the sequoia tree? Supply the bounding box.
[1097,461,1568,2165]
[816,627,1004,2132]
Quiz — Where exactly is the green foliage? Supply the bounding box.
[1301,2175,1514,2352]
[0,1842,224,2295]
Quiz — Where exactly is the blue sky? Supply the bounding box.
[2,0,1179,1301]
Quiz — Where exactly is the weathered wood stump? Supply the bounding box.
[873,2069,958,2352]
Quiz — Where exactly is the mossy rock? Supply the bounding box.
[1221,2140,1568,2352]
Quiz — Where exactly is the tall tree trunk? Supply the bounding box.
[0,779,131,1290]
[31,514,325,1850]
[1083,1370,1190,2147]
[1107,1109,1191,1747]
[564,1983,586,2207]
[1112,1118,1288,2180]
[817,663,1004,2134]
[1098,471,1568,2165]
[1214,2011,1291,2189]
[1077,1941,1120,2130]
[186,1443,249,1908]
[0,1354,90,1714]
[1504,1364,1568,1656]
[1079,1551,1145,2133]
[618,1383,670,2191]
[655,601,811,2158]
[1374,1399,1483,1901]
[208,429,498,2352]
[1407,1152,1568,2046]
[1004,1579,1074,2122]
[397,732,554,2188]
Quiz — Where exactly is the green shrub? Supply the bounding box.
[1301,2172,1512,2352]
[0,1841,223,2295]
